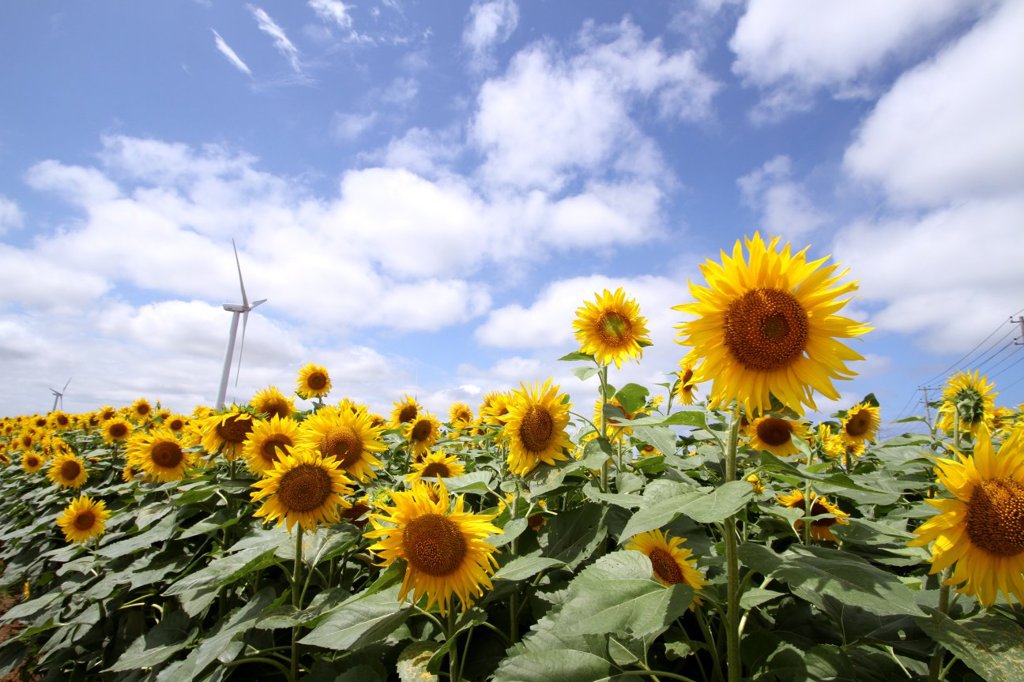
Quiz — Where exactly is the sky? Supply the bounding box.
[2,0,1023,434]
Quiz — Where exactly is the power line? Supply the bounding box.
[983,345,1023,377]
[920,306,1024,386]
[991,353,1024,382]
[971,337,1016,373]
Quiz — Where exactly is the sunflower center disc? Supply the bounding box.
[60,460,82,481]
[278,464,333,513]
[151,441,184,469]
[109,423,128,439]
[74,510,96,531]
[398,405,418,424]
[410,420,432,443]
[598,312,631,346]
[264,399,291,419]
[966,478,1024,556]
[845,412,871,438]
[520,405,554,452]
[724,288,809,372]
[306,372,328,391]
[420,462,451,478]
[136,404,151,416]
[322,427,362,466]
[217,416,253,444]
[261,435,293,464]
[648,547,685,584]
[809,500,839,529]
[168,419,185,431]
[756,418,793,447]
[680,368,694,385]
[402,513,467,577]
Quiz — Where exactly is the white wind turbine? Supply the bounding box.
[216,239,267,409]
[49,377,71,412]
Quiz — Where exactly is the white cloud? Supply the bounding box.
[463,0,519,71]
[844,0,1024,207]
[378,127,462,177]
[25,160,120,205]
[730,0,982,120]
[211,29,253,77]
[331,111,378,141]
[380,76,419,106]
[0,244,110,310]
[738,155,828,238]
[249,5,303,73]
[308,0,354,30]
[0,196,24,233]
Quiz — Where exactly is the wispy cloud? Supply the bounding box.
[211,29,252,77]
[248,5,302,73]
[308,0,374,44]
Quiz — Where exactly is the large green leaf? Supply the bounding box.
[299,584,411,652]
[494,554,566,582]
[620,480,751,539]
[163,545,278,616]
[540,503,609,569]
[917,609,1024,682]
[96,513,179,558]
[106,609,195,672]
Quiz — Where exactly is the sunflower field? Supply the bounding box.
[1,233,1023,682]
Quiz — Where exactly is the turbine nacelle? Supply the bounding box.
[216,239,267,408]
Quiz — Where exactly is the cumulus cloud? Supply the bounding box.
[463,0,519,72]
[0,196,24,233]
[211,29,253,76]
[738,155,828,238]
[730,0,982,120]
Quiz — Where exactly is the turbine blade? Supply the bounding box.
[63,377,72,392]
[232,238,249,308]
[234,308,250,387]
[251,298,267,309]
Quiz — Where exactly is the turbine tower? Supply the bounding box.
[50,377,71,412]
[216,239,266,409]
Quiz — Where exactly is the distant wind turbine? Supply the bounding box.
[216,240,267,409]
[50,377,71,412]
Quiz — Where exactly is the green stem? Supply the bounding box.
[803,446,815,546]
[928,576,951,682]
[291,528,303,682]
[224,656,292,678]
[598,364,611,493]
[723,403,742,682]
[448,607,461,682]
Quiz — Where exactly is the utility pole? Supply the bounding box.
[921,386,934,431]
[1013,316,1024,345]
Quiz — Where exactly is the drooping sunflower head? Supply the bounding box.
[404,413,442,457]
[573,287,652,368]
[127,429,195,482]
[242,415,302,476]
[365,480,501,615]
[910,430,1024,606]
[841,402,880,445]
[296,363,332,400]
[130,398,153,422]
[626,529,709,609]
[297,407,385,482]
[408,450,466,483]
[936,370,997,439]
[21,451,45,474]
[674,233,871,416]
[593,396,636,443]
[251,449,353,532]
[448,402,474,432]
[251,386,295,420]
[503,379,572,477]
[746,416,809,458]
[102,417,133,444]
[47,453,88,489]
[778,489,850,543]
[391,395,422,427]
[200,409,256,461]
[56,495,110,544]
[746,473,765,494]
[675,362,699,406]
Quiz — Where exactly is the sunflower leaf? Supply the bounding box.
[558,352,595,362]
[613,383,649,414]
[916,608,1024,682]
[299,585,411,652]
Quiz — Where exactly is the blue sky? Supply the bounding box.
[2,0,1023,432]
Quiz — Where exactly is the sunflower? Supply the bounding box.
[365,480,501,615]
[675,363,699,406]
[296,363,332,400]
[126,429,195,482]
[448,402,474,431]
[503,380,572,476]
[746,473,765,494]
[404,413,442,458]
[777,490,849,543]
[479,391,512,427]
[130,398,153,422]
[746,416,809,457]
[243,416,302,476]
[593,396,636,443]
[674,233,870,416]
[251,386,295,420]
[297,407,385,482]
[251,449,353,532]
[626,530,708,609]
[47,452,88,489]
[200,410,255,461]
[909,430,1024,607]
[936,370,997,439]
[573,288,652,368]
[408,451,466,483]
[103,417,133,444]
[48,411,72,431]
[163,414,189,434]
[21,451,45,474]
[391,395,422,427]
[841,402,880,445]
[56,495,110,544]
[97,406,118,422]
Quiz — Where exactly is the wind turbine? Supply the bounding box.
[216,239,267,409]
[49,377,71,412]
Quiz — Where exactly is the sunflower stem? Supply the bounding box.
[447,607,461,682]
[928,575,951,682]
[803,447,815,546]
[694,609,723,682]
[723,403,742,682]
[598,364,611,493]
[290,528,303,682]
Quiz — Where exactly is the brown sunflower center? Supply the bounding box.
[168,418,185,431]
[74,510,96,531]
[321,426,362,467]
[598,312,631,346]
[410,420,432,443]
[277,464,333,513]
[217,416,253,444]
[25,455,40,467]
[402,513,467,577]
[845,411,872,438]
[966,478,1024,557]
[756,418,793,447]
[809,500,839,529]
[648,547,685,584]
[136,403,151,416]
[398,404,418,424]
[306,372,328,391]
[108,423,128,439]
[60,459,82,481]
[260,434,293,464]
[520,405,554,453]
[263,399,291,420]
[151,441,184,469]
[56,415,70,426]
[420,462,451,478]
[681,368,694,385]
[723,288,809,372]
